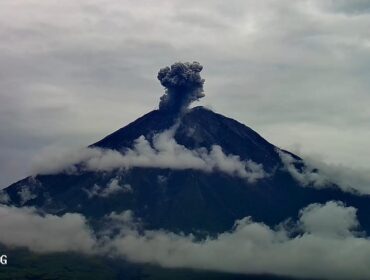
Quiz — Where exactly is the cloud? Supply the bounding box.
[0,190,10,204]
[3,201,370,279]
[107,210,135,224]
[299,201,359,237]
[32,127,267,183]
[83,178,133,199]
[83,184,101,199]
[103,201,370,280]
[0,205,96,254]
[278,149,370,195]
[100,179,133,197]
[278,149,329,188]
[17,185,37,205]
[302,155,370,195]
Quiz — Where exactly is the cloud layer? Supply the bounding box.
[278,149,370,195]
[32,127,267,183]
[106,201,369,280]
[2,201,370,279]
[0,205,95,253]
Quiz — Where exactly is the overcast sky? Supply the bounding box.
[1,0,370,187]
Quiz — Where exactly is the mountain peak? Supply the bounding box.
[91,106,279,171]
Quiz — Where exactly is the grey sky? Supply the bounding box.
[1,0,370,187]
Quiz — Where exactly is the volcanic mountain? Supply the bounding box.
[3,104,370,235]
[3,62,370,280]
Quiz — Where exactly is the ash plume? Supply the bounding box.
[157,61,205,112]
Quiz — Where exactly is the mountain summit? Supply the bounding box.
[2,62,370,236]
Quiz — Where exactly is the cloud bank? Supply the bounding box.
[0,205,95,253]
[105,201,369,280]
[32,127,267,183]
[2,201,370,279]
[278,149,370,195]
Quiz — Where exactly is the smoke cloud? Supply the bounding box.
[157,62,205,112]
[3,201,370,279]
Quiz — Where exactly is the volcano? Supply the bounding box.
[2,62,370,280]
[3,105,370,235]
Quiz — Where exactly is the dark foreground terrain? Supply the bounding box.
[0,246,309,280]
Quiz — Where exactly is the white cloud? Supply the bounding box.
[278,149,329,188]
[103,201,370,280]
[32,127,267,183]
[83,184,101,199]
[17,186,37,205]
[303,155,370,195]
[107,210,135,224]
[2,201,370,279]
[100,179,132,197]
[0,205,96,254]
[0,191,10,204]
[299,201,359,237]
[83,178,133,199]
[278,149,370,195]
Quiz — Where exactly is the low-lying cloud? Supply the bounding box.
[2,201,370,279]
[105,201,370,280]
[278,149,370,195]
[0,205,95,253]
[0,190,10,204]
[32,127,267,183]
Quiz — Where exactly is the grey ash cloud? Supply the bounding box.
[157,61,205,112]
